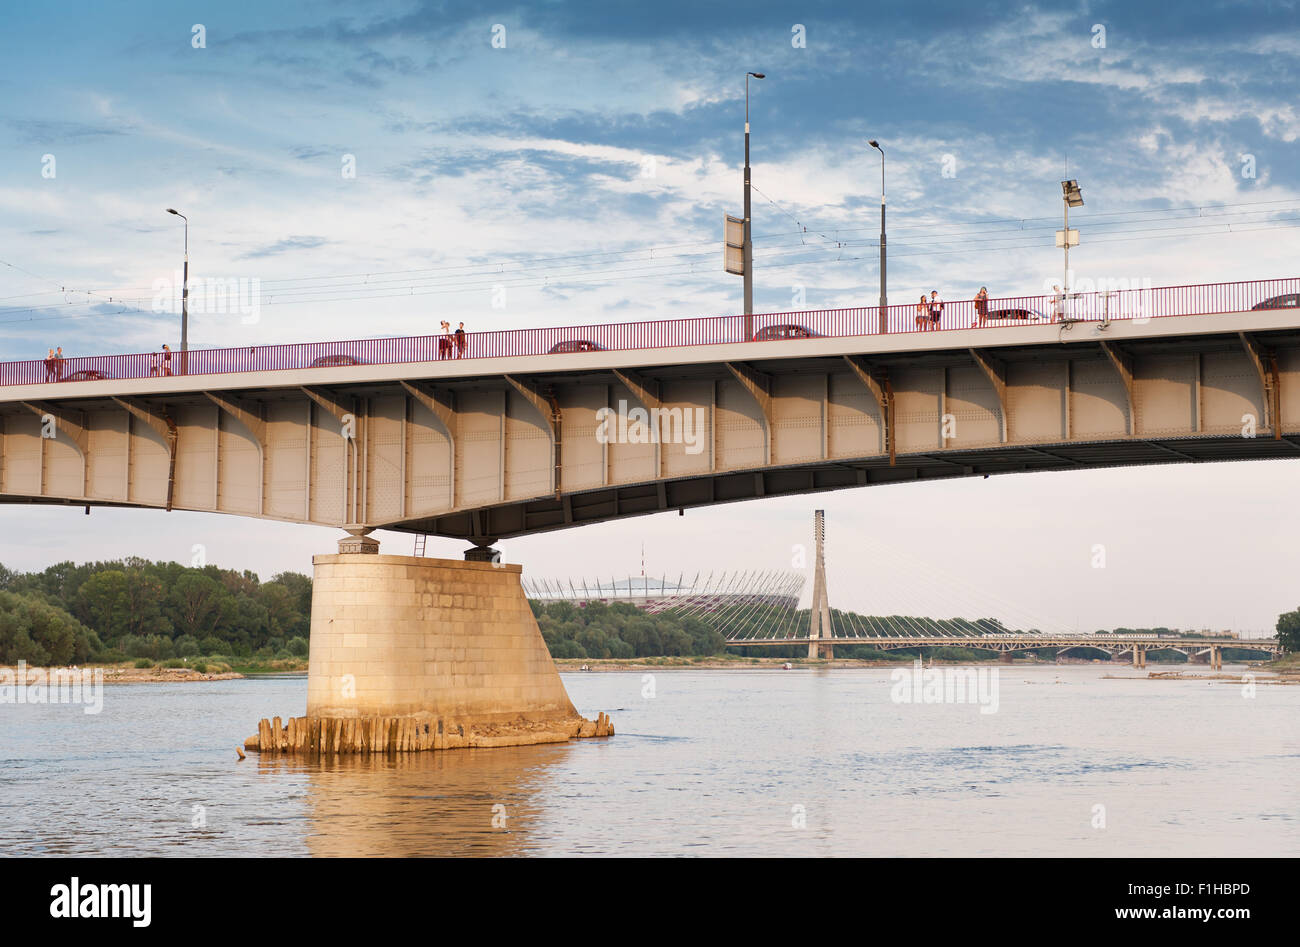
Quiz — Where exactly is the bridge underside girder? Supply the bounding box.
[403,434,1300,539]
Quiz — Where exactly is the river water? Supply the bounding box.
[2,665,1295,857]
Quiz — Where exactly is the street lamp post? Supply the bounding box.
[166,208,189,374]
[869,140,886,334]
[1058,180,1083,294]
[743,71,764,340]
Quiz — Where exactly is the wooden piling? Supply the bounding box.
[245,710,613,755]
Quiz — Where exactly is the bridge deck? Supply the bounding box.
[2,276,1299,542]
[2,276,1297,396]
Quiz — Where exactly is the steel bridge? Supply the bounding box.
[2,276,1299,554]
[727,631,1281,666]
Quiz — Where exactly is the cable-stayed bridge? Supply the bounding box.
[521,511,1281,664]
[721,512,1282,665]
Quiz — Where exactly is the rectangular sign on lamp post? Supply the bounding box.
[724,214,745,275]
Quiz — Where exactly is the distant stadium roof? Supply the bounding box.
[523,570,805,639]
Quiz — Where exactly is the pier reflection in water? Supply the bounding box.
[257,744,574,857]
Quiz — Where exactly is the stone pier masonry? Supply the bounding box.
[245,545,612,754]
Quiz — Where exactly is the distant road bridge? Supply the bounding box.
[728,631,1282,667]
[2,277,1299,552]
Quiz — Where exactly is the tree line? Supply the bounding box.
[0,558,311,666]
[1,556,1293,667]
[532,599,727,658]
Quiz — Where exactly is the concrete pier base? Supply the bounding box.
[807,640,834,660]
[244,552,611,754]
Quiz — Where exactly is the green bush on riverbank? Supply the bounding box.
[0,558,311,666]
[532,599,726,658]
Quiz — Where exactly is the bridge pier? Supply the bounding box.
[244,535,612,754]
[1131,645,1146,669]
[807,640,835,660]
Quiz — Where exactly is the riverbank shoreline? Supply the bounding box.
[0,663,244,684]
[7,654,1285,682]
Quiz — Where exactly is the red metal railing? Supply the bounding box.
[5,276,1298,387]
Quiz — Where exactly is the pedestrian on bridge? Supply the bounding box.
[44,348,56,382]
[438,321,452,359]
[928,290,944,330]
[455,322,467,358]
[915,296,929,331]
[974,287,989,327]
[1050,286,1065,322]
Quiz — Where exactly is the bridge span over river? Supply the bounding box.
[4,277,1293,751]
[2,276,1299,554]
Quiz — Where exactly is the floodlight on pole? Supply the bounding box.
[166,208,189,373]
[869,140,886,334]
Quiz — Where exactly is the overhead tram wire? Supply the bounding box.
[879,214,1300,254]
[28,229,826,301]
[7,207,1300,328]
[241,211,1300,303]
[7,207,1294,313]
[0,256,165,314]
[1,233,838,315]
[9,212,1300,330]
[748,182,847,249]
[845,199,1300,243]
[30,194,1300,301]
[141,207,1299,305]
[20,194,1300,303]
[6,212,1290,324]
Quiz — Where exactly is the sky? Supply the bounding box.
[1,0,1298,634]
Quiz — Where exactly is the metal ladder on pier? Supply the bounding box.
[413,534,428,557]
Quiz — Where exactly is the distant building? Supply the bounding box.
[523,570,804,632]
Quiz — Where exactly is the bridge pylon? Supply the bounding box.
[242,530,614,755]
[807,510,834,660]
